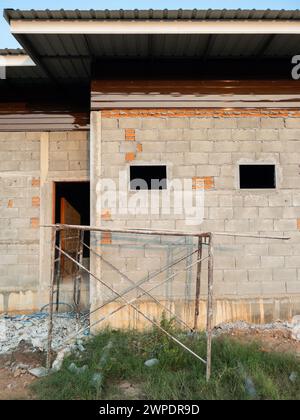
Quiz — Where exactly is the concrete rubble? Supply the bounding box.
[0,313,89,355]
[213,317,300,342]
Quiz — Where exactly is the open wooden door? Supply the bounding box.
[60,197,81,276]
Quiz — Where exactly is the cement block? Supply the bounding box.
[191,141,214,152]
[208,153,232,165]
[232,130,256,141]
[223,269,248,282]
[279,129,300,141]
[236,255,260,269]
[141,118,167,129]
[256,129,279,141]
[167,118,189,129]
[261,118,284,129]
[249,269,272,282]
[190,118,213,128]
[285,118,300,128]
[184,152,208,164]
[102,129,124,142]
[274,219,297,232]
[285,256,300,268]
[273,269,297,282]
[237,118,261,128]
[166,141,189,152]
[261,256,285,268]
[102,119,119,129]
[207,129,232,141]
[214,119,237,129]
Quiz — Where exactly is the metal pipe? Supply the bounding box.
[43,223,211,239]
[206,233,214,382]
[46,227,57,371]
[193,237,203,331]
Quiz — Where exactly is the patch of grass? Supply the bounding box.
[31,320,300,400]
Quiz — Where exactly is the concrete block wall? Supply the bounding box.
[90,109,300,328]
[0,132,41,312]
[0,130,90,313]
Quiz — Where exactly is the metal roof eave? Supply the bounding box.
[8,19,300,35]
[4,8,300,22]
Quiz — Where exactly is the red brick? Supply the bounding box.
[31,218,39,228]
[136,143,143,152]
[193,176,214,191]
[32,197,40,207]
[101,209,112,221]
[31,178,40,187]
[125,152,136,162]
[101,232,112,245]
[125,128,136,141]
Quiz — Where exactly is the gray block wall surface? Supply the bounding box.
[90,112,300,328]
[0,131,90,313]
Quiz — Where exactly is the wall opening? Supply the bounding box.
[239,164,276,189]
[54,182,90,278]
[130,165,167,190]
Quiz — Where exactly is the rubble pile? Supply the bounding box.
[213,317,300,341]
[0,313,89,355]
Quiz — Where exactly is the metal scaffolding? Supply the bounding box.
[44,224,289,382]
[45,224,214,381]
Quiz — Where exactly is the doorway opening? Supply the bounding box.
[54,181,90,278]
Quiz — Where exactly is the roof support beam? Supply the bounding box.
[10,19,300,35]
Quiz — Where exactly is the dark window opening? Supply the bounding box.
[130,165,167,190]
[55,182,90,260]
[239,165,276,189]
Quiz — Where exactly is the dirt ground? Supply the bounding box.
[222,328,300,357]
[0,343,45,400]
[0,329,299,400]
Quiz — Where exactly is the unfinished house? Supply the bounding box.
[1,9,300,329]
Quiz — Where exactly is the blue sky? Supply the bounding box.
[0,0,299,48]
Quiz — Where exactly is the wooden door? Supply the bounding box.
[60,197,81,276]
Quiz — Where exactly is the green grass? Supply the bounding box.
[31,320,300,400]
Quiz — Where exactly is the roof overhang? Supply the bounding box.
[3,9,300,86]
[9,19,300,35]
[0,54,35,67]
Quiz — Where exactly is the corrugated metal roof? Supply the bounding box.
[4,9,300,22]
[3,9,300,85]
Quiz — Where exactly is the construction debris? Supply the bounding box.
[28,367,49,378]
[213,318,300,342]
[0,313,89,355]
[68,363,88,375]
[144,358,159,367]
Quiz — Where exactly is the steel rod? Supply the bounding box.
[193,237,203,331]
